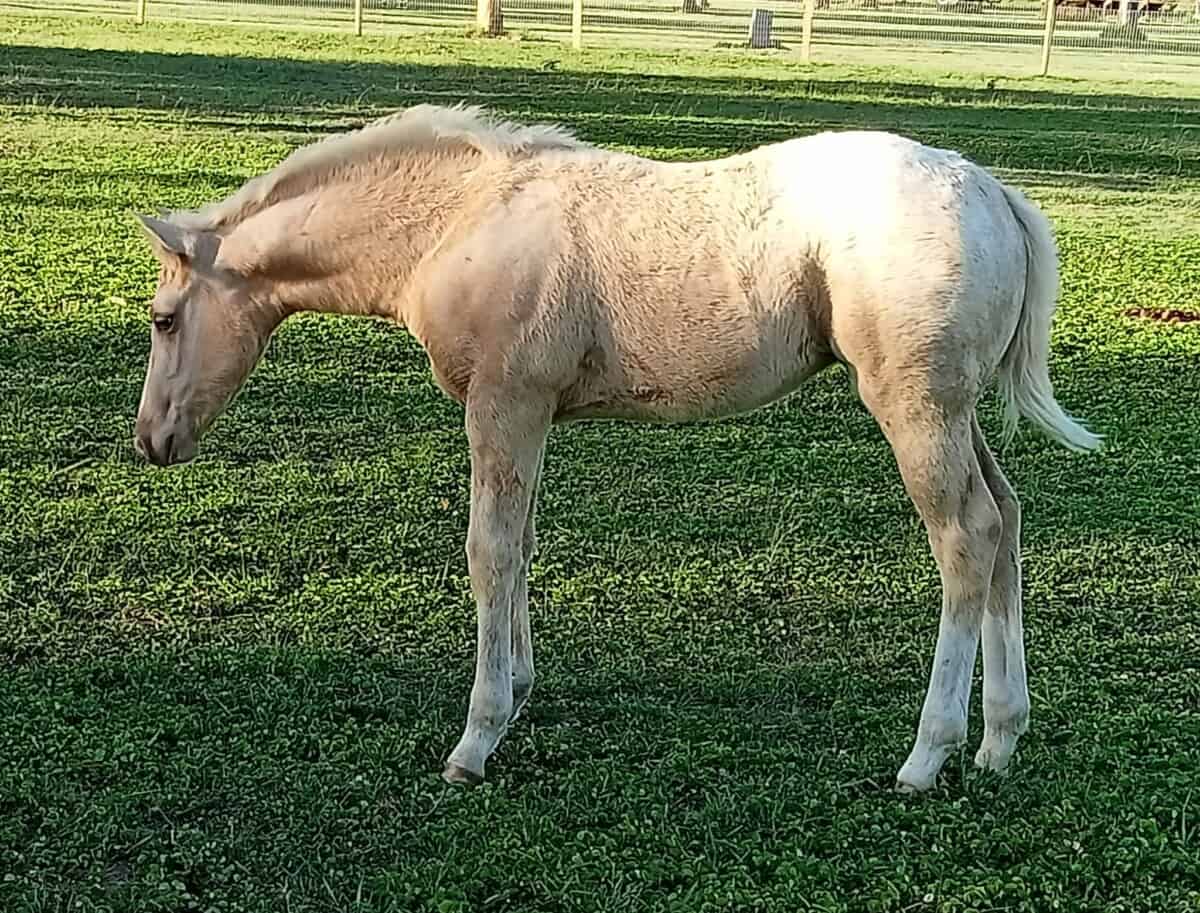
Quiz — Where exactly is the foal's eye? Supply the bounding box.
[153,314,175,333]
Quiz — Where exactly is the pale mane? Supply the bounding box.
[169,104,583,233]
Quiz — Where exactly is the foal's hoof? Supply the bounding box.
[973,738,1017,775]
[894,758,941,794]
[894,777,933,796]
[442,761,484,787]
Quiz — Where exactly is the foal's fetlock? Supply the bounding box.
[896,716,968,793]
[443,728,502,787]
[444,700,512,787]
[510,674,534,723]
[974,707,1028,774]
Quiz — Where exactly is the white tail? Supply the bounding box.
[996,185,1102,453]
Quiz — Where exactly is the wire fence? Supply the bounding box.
[6,0,1200,77]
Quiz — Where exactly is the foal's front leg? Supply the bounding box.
[510,444,545,724]
[443,395,550,786]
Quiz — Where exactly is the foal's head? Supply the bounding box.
[133,215,277,467]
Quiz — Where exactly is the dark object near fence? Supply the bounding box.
[681,0,710,12]
[937,0,1000,10]
[1056,0,1173,12]
[1097,20,1151,42]
[748,7,774,45]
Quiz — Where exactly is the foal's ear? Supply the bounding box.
[136,215,223,275]
[135,214,207,268]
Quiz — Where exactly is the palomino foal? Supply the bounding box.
[132,104,1100,792]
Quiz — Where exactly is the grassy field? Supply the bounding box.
[13,0,1200,83]
[2,14,1200,913]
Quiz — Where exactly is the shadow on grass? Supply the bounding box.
[6,44,1200,175]
[2,629,1196,910]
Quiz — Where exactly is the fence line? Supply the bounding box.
[7,0,1200,77]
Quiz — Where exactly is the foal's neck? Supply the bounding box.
[231,149,480,325]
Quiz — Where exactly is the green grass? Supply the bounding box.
[2,14,1200,913]
[13,0,1200,85]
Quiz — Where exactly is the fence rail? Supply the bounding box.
[6,0,1200,76]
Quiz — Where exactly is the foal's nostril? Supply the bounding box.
[163,432,176,465]
[135,431,171,466]
[135,433,158,464]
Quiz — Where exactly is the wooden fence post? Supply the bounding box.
[801,0,816,62]
[572,0,583,49]
[476,0,503,35]
[354,0,363,35]
[134,0,146,25]
[1039,0,1057,76]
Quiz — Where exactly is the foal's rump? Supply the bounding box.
[763,130,1097,450]
[766,130,1021,382]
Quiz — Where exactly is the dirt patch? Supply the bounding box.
[1123,307,1200,324]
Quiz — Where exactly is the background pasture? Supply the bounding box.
[1,16,1199,912]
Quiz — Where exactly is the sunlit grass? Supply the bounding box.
[1,15,1198,913]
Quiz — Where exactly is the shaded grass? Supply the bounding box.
[1,15,1199,913]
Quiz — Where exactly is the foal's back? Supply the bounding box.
[413,130,1026,426]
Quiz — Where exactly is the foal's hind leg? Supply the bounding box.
[860,384,1003,792]
[971,418,1030,774]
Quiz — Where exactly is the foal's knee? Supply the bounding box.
[466,528,521,575]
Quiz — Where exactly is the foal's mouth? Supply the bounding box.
[133,432,197,467]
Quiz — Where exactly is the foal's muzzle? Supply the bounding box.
[135,431,171,467]
[134,423,195,467]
